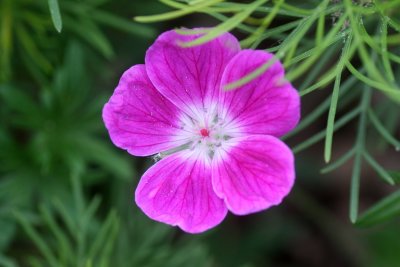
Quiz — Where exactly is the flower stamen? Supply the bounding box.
[200,128,209,137]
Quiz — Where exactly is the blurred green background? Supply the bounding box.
[1,0,400,266]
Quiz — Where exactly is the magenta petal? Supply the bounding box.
[212,135,295,215]
[103,65,187,156]
[145,29,240,118]
[219,50,300,137]
[135,151,227,233]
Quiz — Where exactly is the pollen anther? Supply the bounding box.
[200,128,209,137]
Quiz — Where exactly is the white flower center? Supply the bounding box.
[156,104,240,161]
[176,105,239,159]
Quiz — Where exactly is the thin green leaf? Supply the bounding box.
[72,135,133,180]
[0,0,13,81]
[345,2,399,103]
[48,0,62,32]
[0,255,17,267]
[321,148,355,174]
[90,10,156,38]
[225,0,329,90]
[224,56,278,91]
[14,211,58,266]
[346,61,400,101]
[240,0,283,47]
[82,195,101,227]
[250,20,300,49]
[356,189,400,227]
[40,204,73,264]
[16,24,52,73]
[256,0,343,18]
[88,210,118,259]
[387,16,400,32]
[380,16,395,82]
[27,257,43,267]
[287,32,341,67]
[285,74,358,139]
[0,85,40,116]
[389,171,400,184]
[286,15,350,80]
[98,216,119,267]
[350,87,371,223]
[363,152,395,185]
[300,68,337,96]
[325,32,353,163]
[135,0,224,22]
[387,51,400,64]
[161,0,240,13]
[64,16,114,59]
[368,109,400,150]
[53,198,76,239]
[293,106,361,154]
[280,2,314,15]
[315,9,325,45]
[297,45,339,91]
[207,12,256,34]
[276,0,329,58]
[180,0,268,47]
[350,148,362,224]
[71,171,84,217]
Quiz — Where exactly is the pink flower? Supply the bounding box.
[103,29,300,233]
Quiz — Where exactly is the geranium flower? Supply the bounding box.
[103,29,300,233]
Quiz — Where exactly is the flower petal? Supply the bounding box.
[219,50,300,137]
[145,29,240,119]
[103,65,188,156]
[135,150,227,233]
[212,135,295,215]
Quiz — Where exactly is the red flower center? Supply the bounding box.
[200,128,209,137]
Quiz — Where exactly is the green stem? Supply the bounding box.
[349,86,371,223]
[324,32,353,163]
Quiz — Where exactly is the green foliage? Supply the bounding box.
[14,181,120,267]
[47,0,63,33]
[15,175,210,267]
[356,189,400,227]
[0,42,133,206]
